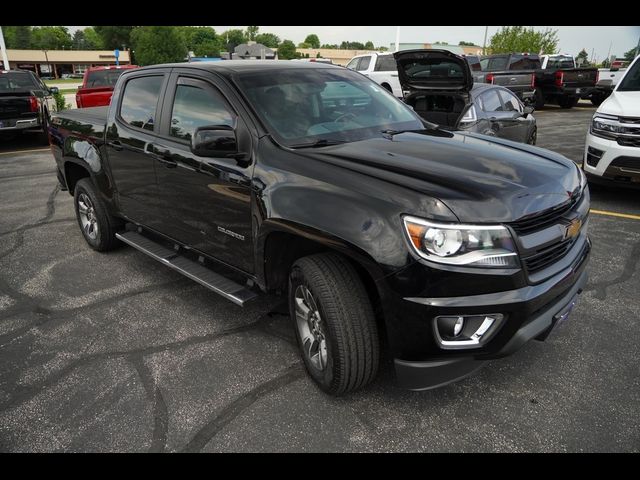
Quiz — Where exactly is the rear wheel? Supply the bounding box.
[559,96,578,109]
[288,253,379,396]
[534,89,546,109]
[527,127,537,145]
[74,178,122,251]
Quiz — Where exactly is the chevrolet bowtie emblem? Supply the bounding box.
[564,218,582,240]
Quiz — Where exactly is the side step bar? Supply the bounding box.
[115,231,258,306]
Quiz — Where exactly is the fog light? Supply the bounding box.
[434,314,504,350]
[453,317,464,336]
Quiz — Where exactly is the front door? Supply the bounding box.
[153,73,254,274]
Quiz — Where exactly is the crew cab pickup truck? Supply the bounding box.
[1,69,58,141]
[474,53,538,105]
[75,65,138,108]
[49,61,591,395]
[535,55,598,109]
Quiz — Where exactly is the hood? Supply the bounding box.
[300,130,581,224]
[393,49,473,93]
[598,91,640,117]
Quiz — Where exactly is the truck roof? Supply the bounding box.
[132,60,340,76]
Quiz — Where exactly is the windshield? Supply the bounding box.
[546,56,574,69]
[617,58,640,92]
[85,69,128,88]
[236,67,423,147]
[0,72,38,93]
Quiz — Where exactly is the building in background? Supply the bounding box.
[5,49,132,78]
[221,41,276,60]
[390,43,483,55]
[295,49,378,66]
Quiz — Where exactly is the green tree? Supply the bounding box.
[364,41,374,49]
[340,41,365,50]
[255,33,280,48]
[83,27,103,49]
[321,43,338,49]
[304,34,320,49]
[489,26,558,54]
[178,26,221,57]
[131,26,186,66]
[14,26,32,48]
[277,39,297,60]
[433,41,447,45]
[624,47,639,62]
[378,46,389,52]
[31,26,73,49]
[298,42,311,49]
[73,30,87,49]
[316,52,321,58]
[600,58,611,68]
[94,26,134,50]
[459,41,475,46]
[245,26,259,41]
[575,48,590,66]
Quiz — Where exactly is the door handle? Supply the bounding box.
[147,143,177,168]
[109,140,123,151]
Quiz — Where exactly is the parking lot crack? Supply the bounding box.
[585,240,640,300]
[179,363,304,453]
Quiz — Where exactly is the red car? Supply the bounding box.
[76,65,138,108]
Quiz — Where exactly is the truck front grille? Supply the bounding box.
[509,194,580,235]
[523,238,575,273]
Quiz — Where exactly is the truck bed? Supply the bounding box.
[51,106,108,140]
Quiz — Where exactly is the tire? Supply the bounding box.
[534,89,545,109]
[73,178,122,251]
[288,252,379,396]
[559,96,577,109]
[527,127,537,145]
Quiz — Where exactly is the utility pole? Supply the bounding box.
[606,40,612,63]
[43,49,50,78]
[0,26,9,70]
[395,26,400,52]
[482,26,488,55]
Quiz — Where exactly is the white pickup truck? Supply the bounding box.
[591,67,628,106]
[346,52,403,98]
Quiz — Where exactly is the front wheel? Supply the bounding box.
[289,253,379,396]
[527,127,537,145]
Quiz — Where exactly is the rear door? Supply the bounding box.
[477,87,522,139]
[496,89,531,142]
[106,69,169,228]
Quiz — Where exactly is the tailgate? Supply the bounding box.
[489,72,534,88]
[77,87,114,108]
[560,69,598,87]
[0,93,33,121]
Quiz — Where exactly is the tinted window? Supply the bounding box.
[357,56,371,71]
[498,90,522,112]
[618,58,640,92]
[119,76,163,131]
[402,60,464,80]
[480,89,503,112]
[509,56,541,70]
[170,83,235,141]
[465,56,481,71]
[480,58,490,71]
[0,72,38,92]
[374,55,397,72]
[487,57,508,71]
[85,69,129,88]
[545,56,574,69]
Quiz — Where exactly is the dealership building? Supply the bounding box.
[5,49,132,78]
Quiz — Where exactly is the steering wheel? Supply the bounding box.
[334,112,357,124]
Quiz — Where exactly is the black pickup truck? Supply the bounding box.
[1,69,58,141]
[535,55,599,109]
[48,61,591,395]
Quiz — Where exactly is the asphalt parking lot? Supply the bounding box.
[0,102,639,452]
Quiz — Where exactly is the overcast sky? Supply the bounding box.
[69,26,640,62]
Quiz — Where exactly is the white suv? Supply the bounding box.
[346,53,403,98]
[584,54,640,185]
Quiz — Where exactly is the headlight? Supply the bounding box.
[591,114,636,139]
[403,216,518,268]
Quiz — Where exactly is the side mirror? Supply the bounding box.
[523,105,534,117]
[191,125,241,158]
[49,86,59,94]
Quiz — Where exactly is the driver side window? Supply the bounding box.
[169,82,235,142]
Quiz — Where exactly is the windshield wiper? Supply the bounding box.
[288,139,347,149]
[380,127,435,138]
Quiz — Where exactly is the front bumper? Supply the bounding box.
[584,132,640,186]
[378,231,591,391]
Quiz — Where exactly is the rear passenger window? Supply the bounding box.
[119,76,163,131]
[170,83,235,142]
[357,56,371,71]
[346,58,360,70]
[480,89,503,112]
[374,56,396,72]
[498,90,522,113]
